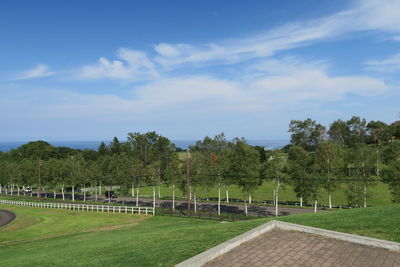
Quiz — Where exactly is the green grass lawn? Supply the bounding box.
[278,204,400,242]
[0,205,269,266]
[136,181,392,207]
[0,203,399,266]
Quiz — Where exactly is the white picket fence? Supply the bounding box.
[0,199,155,215]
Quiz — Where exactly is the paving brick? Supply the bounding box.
[205,229,400,267]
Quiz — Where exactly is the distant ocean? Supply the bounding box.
[0,140,288,152]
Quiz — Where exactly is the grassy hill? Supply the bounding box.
[0,204,398,266]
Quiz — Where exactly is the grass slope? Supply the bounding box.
[0,204,399,266]
[0,205,269,266]
[279,204,400,242]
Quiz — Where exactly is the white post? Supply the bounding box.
[300,197,303,207]
[72,186,75,202]
[226,186,229,203]
[17,185,20,195]
[62,186,65,200]
[131,182,135,197]
[83,185,86,202]
[249,194,252,204]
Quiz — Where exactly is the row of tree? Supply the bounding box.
[0,116,399,216]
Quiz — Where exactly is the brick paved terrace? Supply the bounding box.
[205,229,400,267]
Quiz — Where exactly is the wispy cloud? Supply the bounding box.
[76,0,400,81]
[365,53,400,72]
[15,64,55,80]
[79,48,159,81]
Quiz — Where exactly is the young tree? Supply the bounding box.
[367,121,389,176]
[265,150,288,217]
[314,141,344,208]
[288,146,319,211]
[289,118,326,151]
[226,139,261,216]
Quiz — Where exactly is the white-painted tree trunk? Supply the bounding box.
[136,188,139,207]
[5,187,8,194]
[158,185,161,198]
[194,192,197,213]
[10,185,12,195]
[62,186,65,200]
[54,189,56,199]
[44,188,47,198]
[364,184,367,208]
[314,200,317,213]
[218,183,221,215]
[72,186,75,201]
[189,186,192,201]
[172,184,175,211]
[83,185,86,202]
[249,194,252,204]
[95,186,98,202]
[23,185,25,196]
[300,197,303,207]
[273,189,276,205]
[30,186,33,197]
[17,185,20,195]
[131,182,135,197]
[275,181,280,217]
[226,186,229,203]
[328,192,332,209]
[153,186,156,210]
[99,182,102,195]
[244,194,248,216]
[0,184,2,193]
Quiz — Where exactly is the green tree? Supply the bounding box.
[265,150,288,216]
[226,139,261,216]
[289,118,326,151]
[314,141,344,208]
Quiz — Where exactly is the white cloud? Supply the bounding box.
[364,53,400,72]
[150,0,400,68]
[80,48,158,81]
[15,64,55,80]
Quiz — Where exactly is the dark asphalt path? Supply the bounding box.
[0,209,16,227]
[2,192,320,217]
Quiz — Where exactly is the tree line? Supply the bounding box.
[0,116,399,216]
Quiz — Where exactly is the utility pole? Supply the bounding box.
[186,150,191,215]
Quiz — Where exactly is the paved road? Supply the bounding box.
[206,229,400,266]
[1,192,319,217]
[95,196,318,217]
[0,209,16,227]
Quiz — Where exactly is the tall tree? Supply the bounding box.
[289,118,326,151]
[265,150,288,217]
[226,139,261,216]
[314,141,344,208]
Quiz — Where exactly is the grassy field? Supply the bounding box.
[279,204,400,242]
[0,205,269,266]
[136,181,392,207]
[0,203,399,266]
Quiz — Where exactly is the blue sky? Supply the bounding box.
[0,0,399,141]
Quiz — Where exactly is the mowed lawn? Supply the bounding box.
[0,205,269,266]
[279,204,400,242]
[0,204,399,266]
